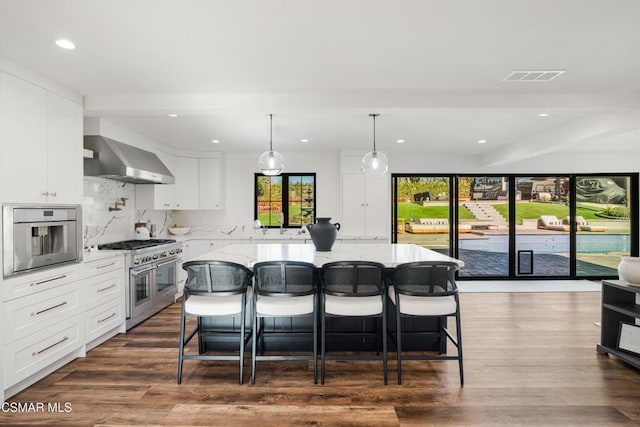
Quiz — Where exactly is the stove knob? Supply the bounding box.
[169,249,176,255]
[134,259,141,265]
[176,248,183,253]
[152,254,159,260]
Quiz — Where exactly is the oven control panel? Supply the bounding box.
[133,246,182,265]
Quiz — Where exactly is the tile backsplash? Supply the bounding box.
[82,177,172,248]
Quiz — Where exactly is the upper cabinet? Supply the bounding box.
[199,157,223,209]
[340,154,389,239]
[0,71,82,205]
[136,152,223,211]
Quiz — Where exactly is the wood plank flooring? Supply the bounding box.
[2,292,640,426]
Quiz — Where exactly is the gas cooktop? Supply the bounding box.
[98,239,177,251]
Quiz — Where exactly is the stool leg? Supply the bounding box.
[321,297,326,385]
[396,301,403,385]
[177,301,187,384]
[313,295,318,384]
[239,297,246,385]
[252,297,258,385]
[382,297,388,385]
[456,310,464,387]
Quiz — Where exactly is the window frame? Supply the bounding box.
[254,172,317,228]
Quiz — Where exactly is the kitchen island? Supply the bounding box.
[191,243,463,352]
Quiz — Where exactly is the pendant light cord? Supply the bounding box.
[370,113,379,151]
[269,113,273,151]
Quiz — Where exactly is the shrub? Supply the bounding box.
[597,205,630,219]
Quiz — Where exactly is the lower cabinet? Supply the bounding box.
[3,314,84,388]
[1,262,85,392]
[83,253,126,350]
[1,253,126,398]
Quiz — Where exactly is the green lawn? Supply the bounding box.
[397,202,474,220]
[258,204,312,226]
[493,202,602,223]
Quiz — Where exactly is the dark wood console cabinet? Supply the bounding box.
[597,280,640,369]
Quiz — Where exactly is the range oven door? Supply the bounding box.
[154,258,178,306]
[129,264,155,321]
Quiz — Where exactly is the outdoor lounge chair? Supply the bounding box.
[405,218,449,234]
[538,215,570,232]
[563,216,608,232]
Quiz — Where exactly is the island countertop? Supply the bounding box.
[192,243,463,268]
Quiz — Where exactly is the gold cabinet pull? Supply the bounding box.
[41,191,49,196]
[50,192,57,197]
[96,262,116,269]
[32,336,69,356]
[31,274,67,287]
[98,313,117,323]
[97,284,116,293]
[31,301,68,317]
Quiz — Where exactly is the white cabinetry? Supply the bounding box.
[137,150,177,209]
[137,154,223,210]
[83,253,125,350]
[175,156,199,209]
[2,263,85,393]
[341,164,389,239]
[0,71,82,204]
[199,157,223,209]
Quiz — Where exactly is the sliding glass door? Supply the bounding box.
[514,176,570,277]
[392,173,638,280]
[575,175,632,276]
[392,176,452,256]
[457,176,510,277]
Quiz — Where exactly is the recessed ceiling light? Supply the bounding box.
[538,113,550,117]
[478,139,487,144]
[55,39,75,50]
[300,139,309,143]
[396,139,405,144]
[211,139,220,144]
[168,113,178,118]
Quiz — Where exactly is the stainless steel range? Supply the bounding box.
[98,239,182,329]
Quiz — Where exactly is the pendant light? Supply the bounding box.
[258,113,284,176]
[361,113,389,175]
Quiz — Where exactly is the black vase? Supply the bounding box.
[307,217,341,251]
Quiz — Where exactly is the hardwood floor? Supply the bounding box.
[2,292,640,426]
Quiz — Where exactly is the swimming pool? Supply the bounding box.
[458,234,631,254]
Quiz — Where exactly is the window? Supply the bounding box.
[255,173,316,227]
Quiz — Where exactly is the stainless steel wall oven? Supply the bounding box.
[2,204,82,278]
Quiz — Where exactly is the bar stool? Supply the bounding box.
[321,261,388,384]
[251,261,319,384]
[178,260,253,384]
[389,261,463,385]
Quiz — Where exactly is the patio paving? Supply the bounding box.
[453,249,617,277]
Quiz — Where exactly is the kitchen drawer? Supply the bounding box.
[85,297,125,343]
[2,263,82,302]
[84,253,124,277]
[3,281,82,344]
[3,313,84,388]
[85,269,124,310]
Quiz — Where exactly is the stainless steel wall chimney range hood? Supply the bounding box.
[83,136,175,184]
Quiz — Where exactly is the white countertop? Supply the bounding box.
[83,249,125,262]
[164,231,386,242]
[192,243,463,268]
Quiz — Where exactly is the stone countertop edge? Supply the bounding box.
[83,249,125,262]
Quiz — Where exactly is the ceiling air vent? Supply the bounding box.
[502,70,566,82]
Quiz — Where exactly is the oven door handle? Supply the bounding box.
[155,258,179,269]
[131,265,156,276]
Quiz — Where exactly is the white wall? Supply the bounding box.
[390,151,640,175]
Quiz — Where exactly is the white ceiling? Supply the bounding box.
[2,0,640,164]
